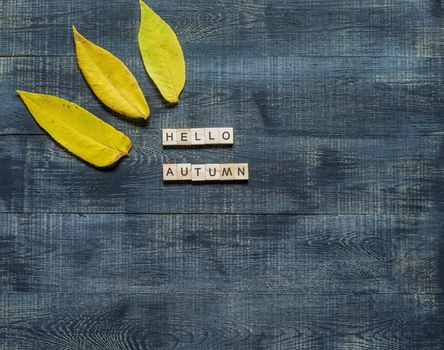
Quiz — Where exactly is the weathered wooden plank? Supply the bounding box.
[0,213,441,295]
[2,55,444,136]
[1,0,444,348]
[1,292,443,349]
[0,0,443,58]
[0,133,442,214]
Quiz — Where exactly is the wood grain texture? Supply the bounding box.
[2,56,444,136]
[1,0,444,58]
[1,292,443,349]
[1,213,443,348]
[1,0,443,348]
[0,213,442,294]
[0,133,442,214]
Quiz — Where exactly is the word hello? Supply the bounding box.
[162,128,234,146]
[163,163,249,182]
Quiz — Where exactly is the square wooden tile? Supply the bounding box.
[177,163,192,181]
[205,164,220,181]
[162,129,176,146]
[191,128,205,145]
[204,128,220,144]
[220,163,235,181]
[234,163,249,180]
[176,129,191,146]
[163,164,177,181]
[192,164,206,181]
[219,127,234,144]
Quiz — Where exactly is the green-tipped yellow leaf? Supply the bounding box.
[73,26,150,119]
[17,91,131,168]
[138,1,186,103]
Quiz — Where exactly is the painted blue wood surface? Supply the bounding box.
[1,0,444,348]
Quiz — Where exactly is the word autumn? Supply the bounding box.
[162,128,234,146]
[163,163,249,182]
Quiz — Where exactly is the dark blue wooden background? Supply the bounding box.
[1,0,444,348]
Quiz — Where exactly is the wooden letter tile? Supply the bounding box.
[204,128,220,144]
[219,127,234,144]
[234,163,249,180]
[162,129,176,146]
[177,163,192,181]
[192,164,206,181]
[191,128,205,145]
[176,129,191,146]
[205,164,220,181]
[163,164,177,181]
[220,164,235,181]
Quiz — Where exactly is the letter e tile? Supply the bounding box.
[176,129,191,146]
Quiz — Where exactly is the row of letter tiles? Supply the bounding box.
[162,128,234,146]
[163,163,249,181]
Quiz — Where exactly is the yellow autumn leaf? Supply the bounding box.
[17,91,131,168]
[73,26,150,120]
[138,1,186,104]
